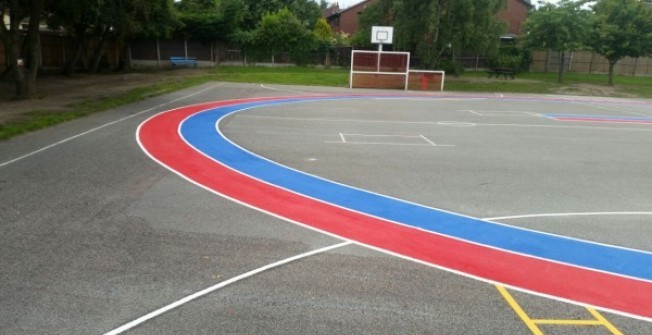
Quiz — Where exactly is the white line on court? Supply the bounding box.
[572,101,651,117]
[260,84,313,95]
[102,241,352,335]
[235,114,652,131]
[485,212,652,221]
[0,83,223,169]
[339,132,346,143]
[325,141,441,147]
[419,135,437,146]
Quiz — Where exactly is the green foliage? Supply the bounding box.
[523,0,590,52]
[314,18,334,42]
[175,0,246,43]
[241,0,321,30]
[254,8,317,64]
[355,0,506,69]
[588,0,652,85]
[522,0,590,82]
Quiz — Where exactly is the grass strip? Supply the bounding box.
[1,66,650,141]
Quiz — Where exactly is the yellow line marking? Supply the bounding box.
[587,307,625,335]
[496,285,544,335]
[533,319,603,326]
[496,285,627,335]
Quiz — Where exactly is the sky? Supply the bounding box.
[327,0,560,10]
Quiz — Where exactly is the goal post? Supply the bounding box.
[407,70,446,92]
[350,50,446,92]
[350,50,410,90]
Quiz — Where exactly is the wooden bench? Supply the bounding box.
[170,56,198,68]
[488,67,515,79]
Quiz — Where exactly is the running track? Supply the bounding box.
[137,95,652,321]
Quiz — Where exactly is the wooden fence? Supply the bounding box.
[530,50,652,76]
[4,33,652,76]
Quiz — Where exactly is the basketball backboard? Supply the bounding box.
[371,26,393,44]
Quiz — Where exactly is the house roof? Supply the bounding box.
[323,0,377,18]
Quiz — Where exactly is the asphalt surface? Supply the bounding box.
[1,83,651,334]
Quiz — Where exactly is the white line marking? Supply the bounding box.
[325,141,440,147]
[417,135,455,147]
[103,241,352,335]
[419,135,437,146]
[572,101,651,117]
[259,84,312,95]
[484,212,652,221]
[137,102,652,324]
[0,84,223,169]
[344,133,423,138]
[339,132,346,143]
[237,115,652,131]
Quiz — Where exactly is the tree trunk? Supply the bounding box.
[23,0,44,98]
[7,42,27,98]
[608,60,616,86]
[557,51,565,83]
[0,0,38,99]
[90,26,110,73]
[63,33,86,76]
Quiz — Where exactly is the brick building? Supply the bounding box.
[324,0,532,36]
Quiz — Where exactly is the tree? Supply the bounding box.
[254,7,315,64]
[588,0,652,85]
[0,0,49,98]
[314,18,334,66]
[175,0,245,44]
[241,0,320,30]
[48,0,178,74]
[48,0,104,75]
[522,0,591,82]
[355,0,506,70]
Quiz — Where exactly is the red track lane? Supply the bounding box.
[138,98,652,321]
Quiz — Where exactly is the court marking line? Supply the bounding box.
[235,115,652,132]
[588,307,626,335]
[572,101,651,117]
[486,212,652,221]
[496,285,544,335]
[497,285,625,335]
[419,135,437,146]
[138,95,652,321]
[325,141,439,147]
[196,98,652,285]
[458,110,542,117]
[0,83,223,169]
[207,103,652,263]
[102,241,352,335]
[259,83,314,95]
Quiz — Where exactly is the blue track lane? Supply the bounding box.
[180,96,652,282]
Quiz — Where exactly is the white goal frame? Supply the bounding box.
[407,70,446,92]
[349,50,411,90]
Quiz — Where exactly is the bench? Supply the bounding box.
[170,56,198,68]
[488,67,515,79]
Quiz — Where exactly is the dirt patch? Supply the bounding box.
[553,83,637,99]
[0,69,205,125]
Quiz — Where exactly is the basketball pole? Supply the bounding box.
[377,43,383,72]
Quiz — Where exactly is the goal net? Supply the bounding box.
[350,50,410,90]
[407,70,445,92]
[350,50,445,92]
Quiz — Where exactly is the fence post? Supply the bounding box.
[545,50,550,72]
[156,39,161,68]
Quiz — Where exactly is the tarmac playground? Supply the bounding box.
[2,82,651,334]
